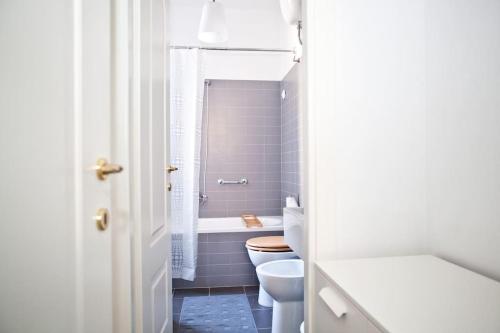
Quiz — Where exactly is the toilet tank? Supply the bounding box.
[284,207,304,258]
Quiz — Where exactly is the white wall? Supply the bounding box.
[170,0,295,81]
[427,0,500,280]
[307,0,500,278]
[308,0,429,262]
[333,0,429,258]
[170,0,294,49]
[306,1,500,331]
[203,50,293,81]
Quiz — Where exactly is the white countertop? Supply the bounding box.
[316,255,500,333]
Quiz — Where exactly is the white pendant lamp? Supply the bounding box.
[198,0,228,44]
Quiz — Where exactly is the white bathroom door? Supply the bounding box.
[0,0,116,332]
[130,0,172,332]
[76,0,115,331]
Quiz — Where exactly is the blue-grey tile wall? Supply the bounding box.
[281,65,303,206]
[199,80,283,218]
[172,231,282,289]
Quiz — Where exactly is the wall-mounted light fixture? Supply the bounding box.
[198,0,228,44]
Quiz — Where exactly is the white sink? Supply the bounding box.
[284,207,304,259]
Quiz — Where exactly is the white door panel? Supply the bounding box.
[0,0,114,332]
[79,0,113,331]
[131,0,172,332]
[0,0,170,331]
[0,2,78,331]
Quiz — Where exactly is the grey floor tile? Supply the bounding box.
[174,288,209,298]
[173,278,209,289]
[251,309,273,329]
[210,286,245,295]
[173,298,183,314]
[246,295,271,310]
[173,313,180,332]
[244,286,260,295]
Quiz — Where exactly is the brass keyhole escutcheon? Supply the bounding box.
[94,208,109,231]
[167,183,172,192]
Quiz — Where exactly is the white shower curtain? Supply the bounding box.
[170,49,205,280]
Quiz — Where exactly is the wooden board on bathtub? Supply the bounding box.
[241,214,263,228]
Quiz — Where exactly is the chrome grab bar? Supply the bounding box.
[217,178,248,185]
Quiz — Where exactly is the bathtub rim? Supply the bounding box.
[197,215,284,233]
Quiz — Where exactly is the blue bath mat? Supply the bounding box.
[179,295,258,332]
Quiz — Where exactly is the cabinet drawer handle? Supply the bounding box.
[319,287,348,318]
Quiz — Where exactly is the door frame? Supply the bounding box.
[112,0,322,332]
[302,1,336,332]
[110,0,133,332]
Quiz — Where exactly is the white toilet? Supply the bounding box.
[246,236,297,307]
[256,259,304,333]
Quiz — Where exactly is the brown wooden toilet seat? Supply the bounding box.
[245,236,291,252]
[245,244,292,252]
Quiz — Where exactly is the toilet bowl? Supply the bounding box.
[246,236,296,307]
[256,259,304,333]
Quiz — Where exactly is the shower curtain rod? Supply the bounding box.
[170,45,293,53]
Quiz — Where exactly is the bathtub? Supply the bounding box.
[172,216,284,288]
[198,216,283,233]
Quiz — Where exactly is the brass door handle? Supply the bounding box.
[94,158,124,181]
[166,165,178,173]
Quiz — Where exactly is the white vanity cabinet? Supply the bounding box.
[314,255,500,333]
[315,268,381,333]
